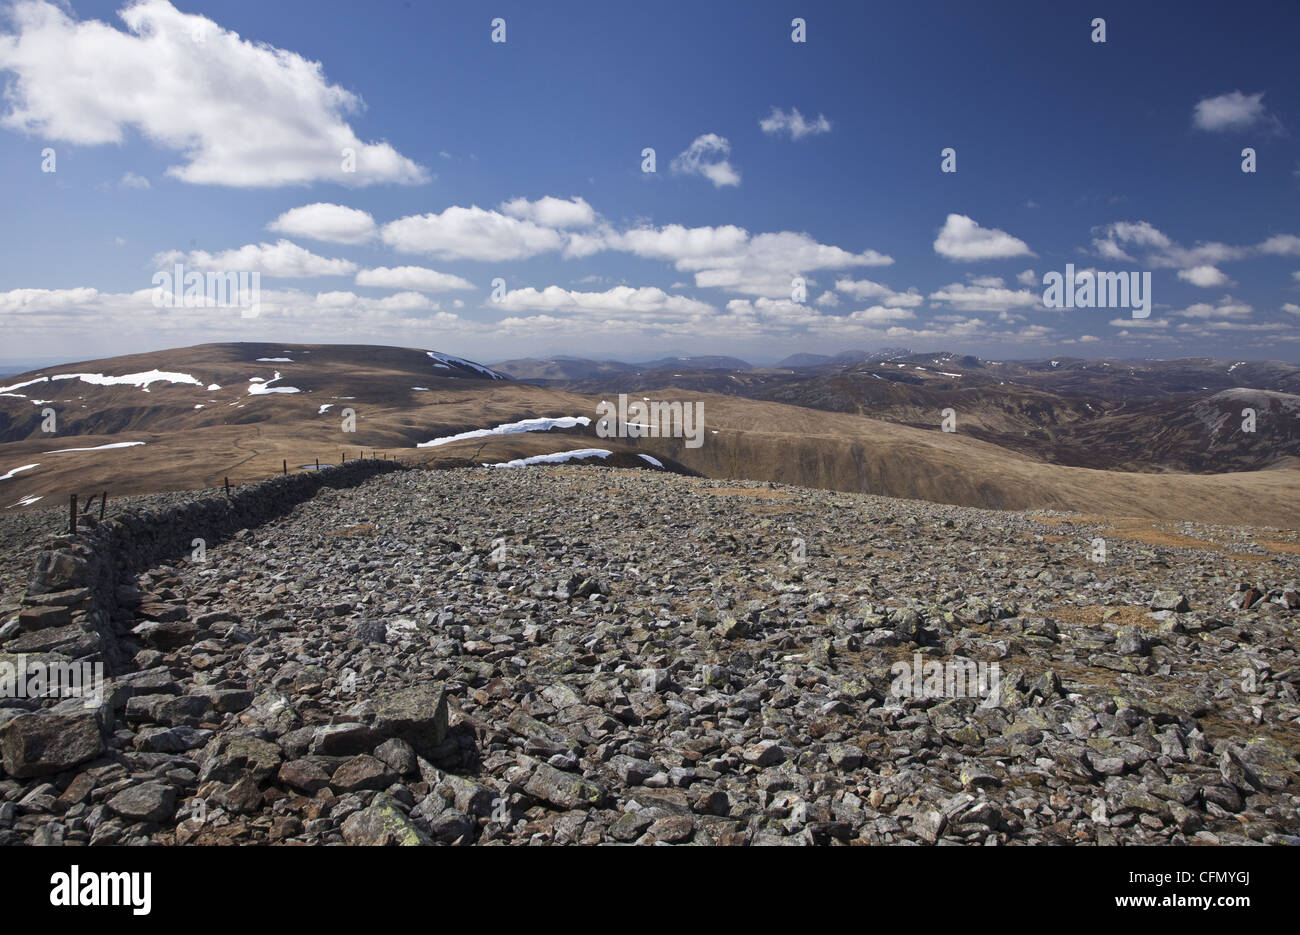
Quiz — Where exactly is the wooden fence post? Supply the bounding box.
[100,491,106,522]
[69,493,77,534]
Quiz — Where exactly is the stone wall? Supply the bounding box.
[1,460,406,676]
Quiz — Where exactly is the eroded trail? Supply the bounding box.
[2,466,1298,845]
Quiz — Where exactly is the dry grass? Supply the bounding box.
[2,343,1298,531]
[1048,604,1162,630]
[325,524,376,538]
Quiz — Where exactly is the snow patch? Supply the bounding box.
[418,416,591,448]
[0,463,39,481]
[490,448,612,468]
[0,376,53,393]
[53,370,202,392]
[48,442,146,452]
[638,454,664,468]
[427,351,507,380]
[247,372,301,395]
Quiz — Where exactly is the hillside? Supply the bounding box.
[2,465,1296,845]
[0,343,1297,528]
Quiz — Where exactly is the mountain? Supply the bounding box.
[490,355,754,383]
[0,343,1297,527]
[776,347,913,369]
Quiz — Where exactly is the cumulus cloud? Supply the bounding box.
[499,196,596,228]
[118,171,150,190]
[491,285,715,320]
[381,205,565,261]
[355,266,474,293]
[0,0,427,187]
[155,240,356,277]
[268,203,377,245]
[928,280,1042,312]
[1259,234,1300,256]
[1109,317,1169,329]
[834,278,922,307]
[1177,265,1233,288]
[671,133,741,187]
[842,306,915,325]
[1091,221,1247,270]
[1192,91,1279,133]
[759,107,831,140]
[1172,296,1253,319]
[615,227,891,298]
[933,214,1034,261]
[0,285,467,351]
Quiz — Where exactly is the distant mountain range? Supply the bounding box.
[0,342,1297,526]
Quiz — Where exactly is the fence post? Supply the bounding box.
[224,476,229,495]
[69,493,77,534]
[100,491,107,522]
[283,459,287,475]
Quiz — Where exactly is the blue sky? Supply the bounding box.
[1,0,1298,365]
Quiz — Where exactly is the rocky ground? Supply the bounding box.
[1,465,1298,845]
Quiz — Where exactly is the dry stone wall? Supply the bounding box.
[2,460,405,675]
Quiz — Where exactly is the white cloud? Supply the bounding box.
[499,196,596,228]
[1092,221,1247,270]
[1192,91,1276,132]
[1109,317,1169,329]
[1281,303,1300,316]
[355,266,474,293]
[834,278,922,307]
[1173,297,1253,320]
[118,171,150,190]
[492,285,715,319]
[759,107,831,140]
[156,240,355,277]
[843,306,915,325]
[671,133,741,187]
[0,0,427,187]
[928,281,1042,312]
[934,214,1034,261]
[381,205,565,261]
[268,203,377,245]
[1016,269,1037,287]
[314,290,436,312]
[1177,265,1232,288]
[1259,234,1300,256]
[815,291,839,307]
